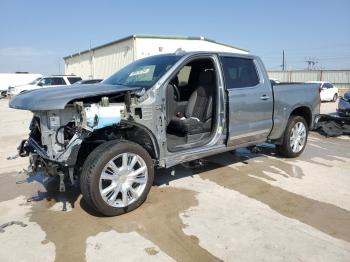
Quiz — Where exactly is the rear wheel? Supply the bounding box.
[276,115,308,158]
[80,140,154,216]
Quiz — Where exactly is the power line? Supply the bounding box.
[305,57,319,70]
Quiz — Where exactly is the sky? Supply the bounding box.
[0,0,349,75]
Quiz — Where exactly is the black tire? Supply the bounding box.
[332,93,338,102]
[276,115,308,158]
[80,140,154,216]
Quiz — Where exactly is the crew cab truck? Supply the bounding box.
[10,52,320,216]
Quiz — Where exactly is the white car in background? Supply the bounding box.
[7,75,82,97]
[307,81,338,102]
[0,73,42,97]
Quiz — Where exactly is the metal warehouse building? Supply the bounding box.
[63,35,248,79]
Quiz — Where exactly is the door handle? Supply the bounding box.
[260,95,270,100]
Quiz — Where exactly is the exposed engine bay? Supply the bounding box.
[28,100,125,159]
[19,95,130,189]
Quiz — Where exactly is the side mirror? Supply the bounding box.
[37,82,43,86]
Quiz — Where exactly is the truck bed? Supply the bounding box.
[268,83,320,140]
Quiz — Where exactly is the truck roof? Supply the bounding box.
[50,75,78,77]
[154,51,258,60]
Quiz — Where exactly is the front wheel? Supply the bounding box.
[80,140,154,216]
[276,116,308,158]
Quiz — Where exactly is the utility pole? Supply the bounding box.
[282,50,285,71]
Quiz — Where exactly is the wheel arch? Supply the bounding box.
[290,106,312,129]
[271,105,312,145]
[121,120,160,161]
[75,121,160,172]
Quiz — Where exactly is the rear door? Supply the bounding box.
[220,56,273,146]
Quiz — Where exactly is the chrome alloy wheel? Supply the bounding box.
[99,152,148,208]
[289,122,307,153]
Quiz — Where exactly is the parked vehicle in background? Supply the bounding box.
[307,81,338,102]
[10,52,320,216]
[338,91,350,117]
[0,73,42,97]
[7,75,82,97]
[74,79,103,85]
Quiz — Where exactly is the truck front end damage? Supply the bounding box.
[18,97,126,191]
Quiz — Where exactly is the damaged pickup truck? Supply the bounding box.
[10,52,320,216]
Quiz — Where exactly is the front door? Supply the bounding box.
[220,56,273,146]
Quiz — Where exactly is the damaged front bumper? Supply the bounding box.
[18,135,84,166]
[17,135,85,186]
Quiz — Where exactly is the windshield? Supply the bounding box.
[102,55,182,88]
[28,77,42,85]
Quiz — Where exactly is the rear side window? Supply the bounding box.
[68,77,82,84]
[51,77,66,85]
[39,77,65,86]
[220,57,259,89]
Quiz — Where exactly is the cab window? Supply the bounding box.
[220,57,260,89]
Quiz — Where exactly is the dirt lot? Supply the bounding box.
[0,98,349,262]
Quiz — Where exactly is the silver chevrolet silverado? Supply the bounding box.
[10,52,320,216]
